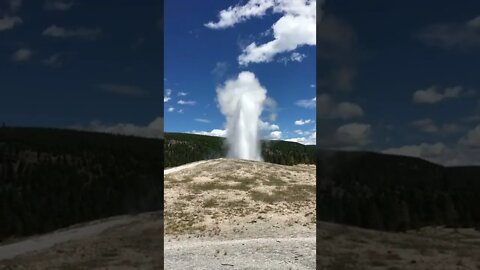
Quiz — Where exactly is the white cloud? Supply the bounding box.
[413,85,463,104]
[195,118,211,123]
[259,120,279,130]
[383,142,447,160]
[294,119,312,125]
[191,129,227,137]
[167,106,174,112]
[317,94,364,119]
[70,117,163,139]
[416,15,480,49]
[0,16,22,31]
[205,0,275,29]
[96,84,147,97]
[411,118,463,135]
[295,97,316,108]
[42,25,102,40]
[11,48,32,62]
[177,91,188,96]
[286,131,316,145]
[310,84,315,88]
[334,123,371,147]
[206,0,316,66]
[178,100,196,105]
[164,88,172,102]
[269,130,282,140]
[44,0,74,11]
[278,51,307,64]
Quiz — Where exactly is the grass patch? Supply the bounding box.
[203,198,218,208]
[250,184,315,203]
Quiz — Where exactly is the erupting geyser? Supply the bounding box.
[216,71,267,161]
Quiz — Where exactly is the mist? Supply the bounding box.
[216,71,267,161]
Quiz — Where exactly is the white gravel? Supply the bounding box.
[164,235,316,270]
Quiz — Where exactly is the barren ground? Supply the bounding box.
[164,158,317,269]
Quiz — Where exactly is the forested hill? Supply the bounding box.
[0,127,162,242]
[317,150,480,232]
[164,132,316,167]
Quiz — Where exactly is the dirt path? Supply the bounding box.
[164,235,316,270]
[0,215,137,261]
[164,159,218,175]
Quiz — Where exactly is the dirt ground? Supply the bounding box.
[164,158,317,269]
[0,212,163,269]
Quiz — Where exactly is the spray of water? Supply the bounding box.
[216,71,267,161]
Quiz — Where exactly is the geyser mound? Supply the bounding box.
[216,71,267,161]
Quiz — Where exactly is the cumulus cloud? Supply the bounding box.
[96,84,147,97]
[195,118,211,123]
[42,25,102,40]
[205,0,316,66]
[416,15,480,49]
[164,89,172,102]
[333,123,371,147]
[278,51,307,64]
[44,0,74,11]
[0,16,22,31]
[177,100,196,105]
[317,94,364,119]
[269,131,282,140]
[11,48,32,62]
[259,120,279,130]
[294,119,312,125]
[191,129,227,137]
[411,118,463,135]
[383,142,447,160]
[295,97,316,108]
[286,131,316,145]
[413,86,463,104]
[167,106,174,112]
[177,92,188,96]
[70,117,163,139]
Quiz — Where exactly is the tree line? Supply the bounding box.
[317,150,480,231]
[0,127,163,241]
[164,132,316,167]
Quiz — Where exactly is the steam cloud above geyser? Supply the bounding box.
[217,71,267,161]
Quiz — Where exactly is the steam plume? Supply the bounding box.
[216,71,267,160]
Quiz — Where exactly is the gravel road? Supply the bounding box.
[164,235,316,270]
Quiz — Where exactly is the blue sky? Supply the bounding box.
[164,0,317,144]
[0,0,162,137]
[318,0,480,165]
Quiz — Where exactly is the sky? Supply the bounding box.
[164,0,317,144]
[318,0,480,166]
[0,0,163,137]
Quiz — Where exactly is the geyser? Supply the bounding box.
[216,71,267,161]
